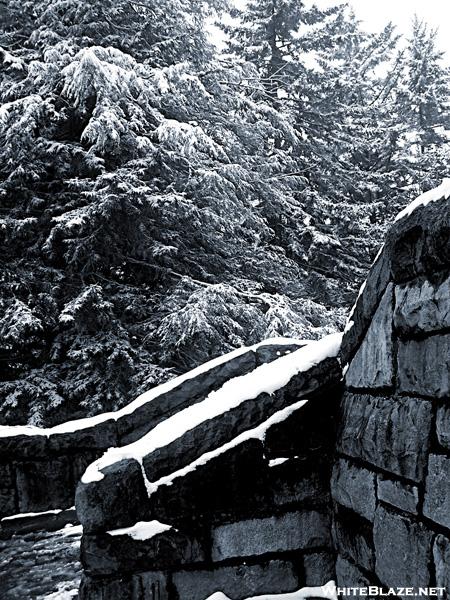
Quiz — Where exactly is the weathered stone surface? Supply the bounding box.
[255,343,305,365]
[397,335,450,399]
[148,439,270,524]
[0,463,17,517]
[16,457,73,512]
[82,528,205,575]
[423,454,450,529]
[377,475,419,514]
[345,284,394,390]
[76,459,150,533]
[143,390,280,482]
[0,433,48,459]
[144,357,340,484]
[72,452,102,488]
[0,506,78,538]
[437,407,450,450]
[48,420,118,452]
[394,275,450,334]
[263,380,340,460]
[269,459,330,508]
[131,571,168,600]
[340,245,392,367]
[116,350,257,444]
[389,196,450,282]
[373,506,432,589]
[172,560,299,600]
[211,510,331,561]
[303,552,335,586]
[331,459,376,522]
[433,535,450,595]
[79,573,132,600]
[335,555,371,588]
[332,514,374,572]
[337,393,432,482]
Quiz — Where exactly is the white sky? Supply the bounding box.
[315,0,450,62]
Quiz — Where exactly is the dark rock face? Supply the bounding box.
[337,393,432,482]
[377,476,419,515]
[302,552,335,586]
[394,274,450,334]
[81,528,205,576]
[397,335,450,398]
[331,459,376,522]
[15,457,73,512]
[172,561,299,600]
[436,407,450,450]
[210,510,331,561]
[0,464,17,517]
[373,506,433,590]
[76,459,150,533]
[434,535,450,595]
[345,284,394,389]
[332,513,375,572]
[423,454,450,529]
[335,556,371,588]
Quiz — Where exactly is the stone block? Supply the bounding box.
[0,434,48,460]
[172,560,299,600]
[255,342,306,365]
[340,245,392,367]
[377,475,419,514]
[269,459,330,508]
[15,457,73,513]
[331,459,376,522]
[148,439,271,524]
[389,197,450,281]
[263,381,340,460]
[72,452,102,487]
[436,407,450,450]
[48,420,118,452]
[345,284,394,390]
[76,458,150,533]
[131,572,168,600]
[332,515,374,572]
[423,454,450,529]
[337,393,432,482]
[116,350,256,443]
[397,335,450,399]
[433,535,450,598]
[394,275,450,334]
[345,284,394,389]
[79,573,132,600]
[81,528,205,576]
[211,510,331,561]
[335,555,371,588]
[0,463,17,517]
[373,506,432,589]
[303,552,335,586]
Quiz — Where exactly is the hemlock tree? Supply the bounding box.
[0,0,344,426]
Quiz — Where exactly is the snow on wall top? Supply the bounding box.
[394,178,450,222]
[81,332,342,485]
[0,336,307,439]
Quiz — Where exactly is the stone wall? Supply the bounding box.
[332,195,450,593]
[0,341,303,521]
[75,346,343,600]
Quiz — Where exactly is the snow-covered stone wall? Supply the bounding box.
[75,338,343,600]
[0,340,304,521]
[332,194,450,590]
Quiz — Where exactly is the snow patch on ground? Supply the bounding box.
[394,178,450,222]
[1,508,64,522]
[268,457,290,467]
[106,520,172,540]
[81,333,341,485]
